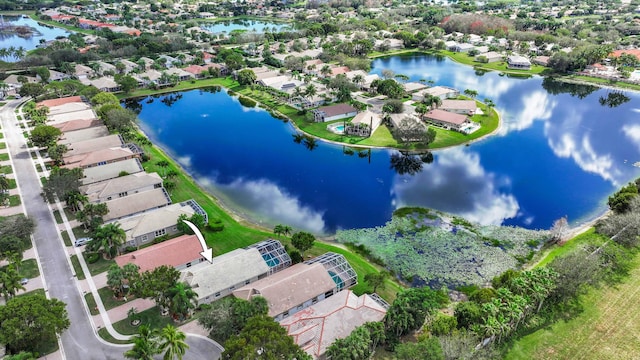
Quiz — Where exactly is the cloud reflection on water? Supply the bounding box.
[391,148,519,225]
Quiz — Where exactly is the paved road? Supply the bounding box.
[1,100,222,359]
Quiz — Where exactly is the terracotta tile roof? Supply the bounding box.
[52,119,102,132]
[611,49,640,61]
[115,234,203,272]
[183,65,205,74]
[37,96,84,108]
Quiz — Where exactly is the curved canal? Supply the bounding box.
[130,54,640,234]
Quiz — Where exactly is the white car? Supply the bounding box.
[20,278,28,285]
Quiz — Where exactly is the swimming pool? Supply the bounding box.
[327,123,345,134]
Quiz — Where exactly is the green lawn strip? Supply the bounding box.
[0,142,6,150]
[439,50,548,75]
[8,194,20,206]
[0,165,12,174]
[111,306,173,335]
[83,252,115,276]
[61,230,72,247]
[98,328,132,345]
[506,255,640,360]
[72,225,91,240]
[84,292,99,315]
[563,74,640,91]
[534,228,605,268]
[0,153,8,161]
[6,177,16,189]
[52,209,63,224]
[1,258,39,279]
[117,77,239,100]
[17,288,45,298]
[98,286,136,311]
[70,254,86,280]
[63,207,76,221]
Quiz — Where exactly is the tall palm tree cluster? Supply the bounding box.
[125,324,189,360]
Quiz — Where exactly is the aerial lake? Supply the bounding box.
[0,15,71,61]
[199,19,290,34]
[130,54,640,234]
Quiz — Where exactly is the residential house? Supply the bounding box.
[506,55,531,70]
[345,110,382,137]
[313,104,358,122]
[181,248,272,303]
[532,55,550,66]
[439,100,477,115]
[62,146,140,169]
[52,119,102,133]
[453,43,475,53]
[74,64,95,80]
[165,67,193,81]
[138,57,155,70]
[81,158,144,185]
[37,96,85,108]
[445,40,458,51]
[329,66,350,77]
[412,86,459,102]
[102,187,172,222]
[424,109,469,131]
[47,107,97,124]
[80,171,162,203]
[117,200,206,248]
[475,51,503,63]
[47,70,71,82]
[403,82,428,93]
[89,77,120,92]
[115,234,206,271]
[247,239,292,275]
[257,75,303,91]
[95,61,117,75]
[158,54,180,68]
[119,59,140,74]
[281,290,388,359]
[183,65,208,79]
[64,134,124,158]
[58,126,111,144]
[3,75,37,90]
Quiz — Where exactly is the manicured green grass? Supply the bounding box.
[534,228,604,268]
[98,328,132,344]
[0,153,8,161]
[117,77,239,100]
[0,165,12,174]
[563,74,640,92]
[52,209,63,224]
[6,178,16,189]
[98,286,135,311]
[0,142,6,150]
[1,258,39,279]
[359,125,397,147]
[72,225,91,240]
[112,306,173,335]
[440,50,548,75]
[506,255,640,360]
[17,288,45,298]
[63,207,76,221]
[70,254,86,280]
[8,194,20,206]
[61,230,72,247]
[83,252,115,276]
[84,292,99,315]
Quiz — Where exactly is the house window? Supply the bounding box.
[245,280,250,285]
[106,197,112,200]
[171,226,177,231]
[229,285,235,291]
[141,235,149,243]
[186,262,191,268]
[214,292,220,297]
[118,191,128,197]
[154,183,162,189]
[325,291,334,298]
[154,229,166,237]
[283,311,289,317]
[312,297,318,304]
[97,161,107,166]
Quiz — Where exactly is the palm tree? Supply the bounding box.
[273,224,284,237]
[320,65,331,78]
[0,265,25,301]
[0,175,9,193]
[352,74,364,89]
[92,223,126,259]
[65,191,88,212]
[124,325,160,360]
[464,89,478,99]
[304,83,317,104]
[158,325,189,360]
[282,225,292,237]
[166,282,198,321]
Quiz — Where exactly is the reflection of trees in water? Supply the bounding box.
[200,86,221,94]
[541,78,598,99]
[389,150,434,175]
[292,133,318,151]
[122,98,143,114]
[598,91,630,108]
[161,93,183,107]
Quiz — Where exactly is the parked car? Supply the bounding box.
[20,278,28,285]
[74,237,91,247]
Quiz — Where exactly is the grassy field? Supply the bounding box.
[112,306,173,336]
[533,228,606,268]
[440,50,548,75]
[506,254,640,360]
[98,286,135,311]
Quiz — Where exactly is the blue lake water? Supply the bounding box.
[200,20,290,34]
[0,15,71,61]
[130,55,640,234]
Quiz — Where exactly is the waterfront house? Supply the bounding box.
[181,248,271,303]
[507,55,532,70]
[58,126,111,144]
[64,134,124,158]
[313,104,358,122]
[62,146,140,169]
[52,119,102,133]
[475,51,503,63]
[412,86,459,102]
[439,100,477,115]
[116,200,206,248]
[81,159,144,185]
[424,109,469,131]
[346,110,382,137]
[115,234,205,271]
[80,172,163,203]
[74,64,95,80]
[453,43,475,53]
[532,56,550,66]
[102,187,172,222]
[37,96,85,108]
[257,75,303,91]
[166,67,193,81]
[280,290,388,359]
[89,77,121,92]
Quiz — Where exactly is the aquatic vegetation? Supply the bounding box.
[336,211,550,288]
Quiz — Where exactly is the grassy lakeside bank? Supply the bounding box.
[438,50,548,75]
[558,74,640,92]
[506,252,640,360]
[28,13,95,35]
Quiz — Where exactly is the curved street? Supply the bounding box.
[0,99,222,359]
